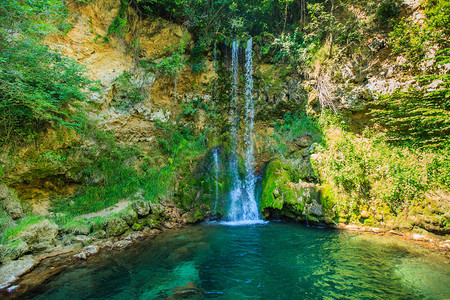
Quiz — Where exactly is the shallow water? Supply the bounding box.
[24,222,450,299]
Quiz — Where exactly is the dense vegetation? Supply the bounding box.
[0,0,90,145]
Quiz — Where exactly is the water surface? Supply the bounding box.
[25,222,450,299]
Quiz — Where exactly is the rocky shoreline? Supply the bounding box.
[1,214,449,299]
[0,198,200,298]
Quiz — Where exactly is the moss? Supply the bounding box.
[363,216,376,227]
[260,160,293,211]
[1,216,46,244]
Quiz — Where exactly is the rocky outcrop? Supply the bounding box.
[0,256,38,290]
[14,219,58,252]
[260,159,333,223]
[106,217,129,237]
[0,184,23,220]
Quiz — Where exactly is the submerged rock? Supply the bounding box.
[106,218,129,237]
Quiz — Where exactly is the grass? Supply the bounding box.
[270,111,323,158]
[1,215,46,244]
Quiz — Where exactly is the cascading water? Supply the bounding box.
[226,38,263,224]
[227,40,243,222]
[212,148,220,216]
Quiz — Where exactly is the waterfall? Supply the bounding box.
[212,148,220,216]
[226,38,263,225]
[242,37,259,220]
[228,40,243,222]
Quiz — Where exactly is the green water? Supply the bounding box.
[25,222,450,299]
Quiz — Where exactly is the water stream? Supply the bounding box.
[24,223,450,299]
[226,38,262,224]
[212,148,220,216]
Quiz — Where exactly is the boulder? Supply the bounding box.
[131,200,151,217]
[106,217,129,237]
[15,219,58,252]
[307,199,323,217]
[0,240,29,261]
[120,209,138,226]
[0,184,23,220]
[150,202,165,218]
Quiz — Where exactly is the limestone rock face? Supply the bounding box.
[0,184,23,220]
[106,217,129,236]
[15,219,58,252]
[131,200,151,217]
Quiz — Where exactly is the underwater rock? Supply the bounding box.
[167,281,202,299]
[106,218,129,237]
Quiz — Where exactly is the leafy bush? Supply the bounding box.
[314,125,450,214]
[0,0,89,145]
[270,112,322,157]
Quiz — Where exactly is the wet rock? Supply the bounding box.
[106,218,129,237]
[0,256,37,290]
[15,219,58,252]
[131,200,150,217]
[120,209,138,226]
[0,184,23,220]
[112,240,131,249]
[74,245,99,260]
[307,199,323,217]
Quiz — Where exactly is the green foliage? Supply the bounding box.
[0,0,90,145]
[375,0,450,149]
[375,0,400,27]
[113,71,146,110]
[371,76,450,149]
[107,0,128,37]
[270,112,322,157]
[315,126,450,214]
[1,216,46,244]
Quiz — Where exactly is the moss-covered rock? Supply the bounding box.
[131,223,143,231]
[62,218,92,235]
[0,240,29,261]
[120,209,138,226]
[260,159,328,223]
[131,200,150,217]
[106,217,129,237]
[12,219,58,252]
